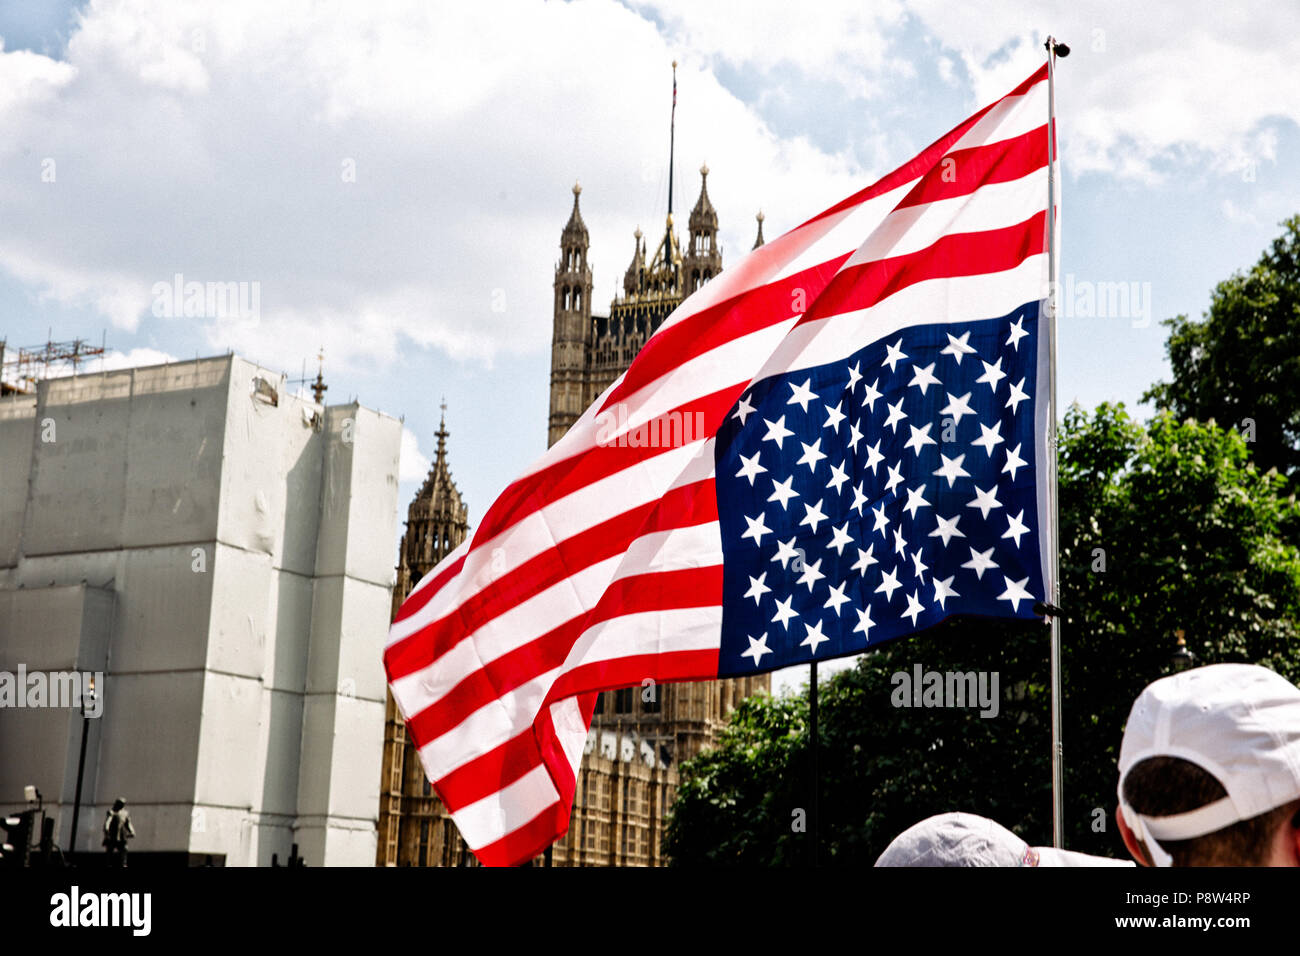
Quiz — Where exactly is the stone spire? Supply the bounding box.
[624,226,645,296]
[398,400,468,599]
[752,210,766,250]
[684,164,721,295]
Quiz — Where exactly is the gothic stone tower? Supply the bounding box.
[543,172,771,865]
[376,408,475,867]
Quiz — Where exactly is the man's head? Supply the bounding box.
[1116,663,1300,867]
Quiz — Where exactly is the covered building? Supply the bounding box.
[0,353,401,866]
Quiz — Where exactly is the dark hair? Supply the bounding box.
[1123,756,1297,866]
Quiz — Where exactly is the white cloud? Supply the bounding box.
[399,424,431,484]
[0,0,866,376]
[905,1,1300,182]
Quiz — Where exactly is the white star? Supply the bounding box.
[741,512,772,545]
[800,498,828,533]
[904,422,937,456]
[997,574,1033,612]
[853,604,875,639]
[910,548,929,582]
[827,522,854,555]
[824,582,851,617]
[744,572,771,605]
[797,438,827,472]
[1002,443,1028,480]
[883,397,908,433]
[908,362,942,396]
[741,633,773,665]
[788,378,817,412]
[940,390,976,426]
[940,331,977,365]
[875,566,902,601]
[823,401,846,431]
[762,415,794,449]
[801,619,830,653]
[795,439,826,473]
[1006,378,1030,413]
[884,461,904,494]
[972,420,1005,456]
[847,420,864,452]
[851,544,878,576]
[863,438,885,474]
[851,482,869,516]
[846,361,863,390]
[967,484,1003,519]
[771,536,800,569]
[772,595,799,630]
[929,513,965,547]
[901,590,925,626]
[827,461,850,494]
[883,338,908,372]
[892,525,908,556]
[1006,317,1029,351]
[977,356,1006,393]
[1003,509,1031,547]
[903,483,931,519]
[862,378,882,411]
[733,394,756,425]
[932,575,959,610]
[768,475,800,510]
[736,450,767,485]
[933,452,970,488]
[871,502,890,537]
[797,557,825,591]
[961,546,999,580]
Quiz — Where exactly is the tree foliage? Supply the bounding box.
[664,405,1300,866]
[1145,215,1300,479]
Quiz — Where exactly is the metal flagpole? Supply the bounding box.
[1044,35,1069,849]
[809,659,818,867]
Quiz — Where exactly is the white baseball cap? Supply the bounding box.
[1117,663,1300,866]
[874,812,1132,867]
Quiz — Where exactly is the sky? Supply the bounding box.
[3,0,1298,695]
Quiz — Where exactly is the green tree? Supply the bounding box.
[1145,215,1300,479]
[664,405,1300,866]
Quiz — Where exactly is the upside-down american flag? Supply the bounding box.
[385,63,1057,866]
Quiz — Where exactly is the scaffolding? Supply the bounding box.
[0,336,106,395]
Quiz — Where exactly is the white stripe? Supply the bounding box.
[449,764,558,851]
[611,522,723,585]
[949,81,1047,154]
[848,170,1046,268]
[414,667,562,782]
[566,605,723,670]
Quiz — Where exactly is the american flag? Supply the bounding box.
[385,63,1055,866]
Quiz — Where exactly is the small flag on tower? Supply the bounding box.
[384,62,1056,866]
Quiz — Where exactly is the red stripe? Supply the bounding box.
[473,803,567,868]
[404,564,722,749]
[895,124,1047,210]
[387,478,719,682]
[545,650,721,703]
[802,211,1047,326]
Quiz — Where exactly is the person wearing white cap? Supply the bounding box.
[874,812,1133,866]
[1116,663,1300,867]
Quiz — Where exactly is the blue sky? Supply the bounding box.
[3,1,1298,693]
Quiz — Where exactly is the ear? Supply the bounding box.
[1115,807,1151,867]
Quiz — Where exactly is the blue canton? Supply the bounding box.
[714,300,1046,677]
